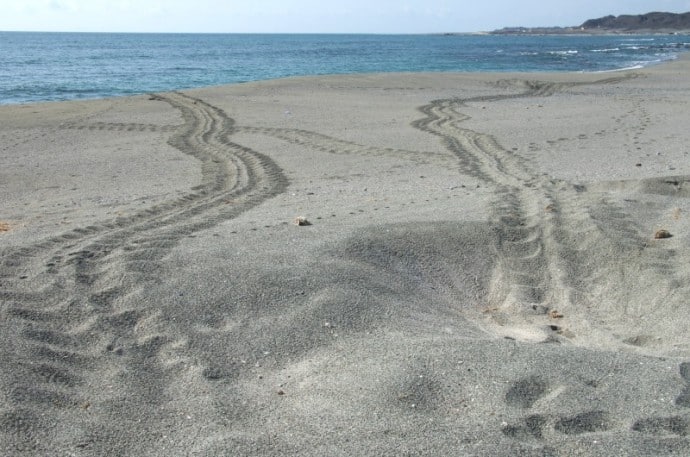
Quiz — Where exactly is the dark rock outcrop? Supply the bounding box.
[490,11,690,34]
[581,12,690,31]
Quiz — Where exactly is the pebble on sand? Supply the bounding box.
[654,229,672,239]
[293,216,311,226]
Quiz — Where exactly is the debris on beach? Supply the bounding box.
[293,216,311,226]
[549,309,564,319]
[654,229,672,239]
[0,222,10,232]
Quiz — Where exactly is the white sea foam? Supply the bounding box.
[594,64,645,73]
[549,50,578,56]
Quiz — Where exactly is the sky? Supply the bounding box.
[2,0,690,33]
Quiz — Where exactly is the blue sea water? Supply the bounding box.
[1,32,689,105]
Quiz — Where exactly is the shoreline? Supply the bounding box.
[2,33,688,107]
[1,54,684,108]
[487,29,690,36]
[2,53,690,455]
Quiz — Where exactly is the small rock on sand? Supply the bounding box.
[293,216,311,226]
[654,229,672,239]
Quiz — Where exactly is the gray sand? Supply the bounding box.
[1,56,690,456]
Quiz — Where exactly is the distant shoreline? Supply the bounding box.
[2,29,690,37]
[486,28,690,36]
[488,10,690,36]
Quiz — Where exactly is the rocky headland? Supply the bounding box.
[491,11,690,35]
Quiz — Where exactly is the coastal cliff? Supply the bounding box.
[582,11,690,31]
[491,11,690,35]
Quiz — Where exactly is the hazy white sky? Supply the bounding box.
[2,0,690,33]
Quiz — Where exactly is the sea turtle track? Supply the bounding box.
[411,80,576,341]
[235,125,453,166]
[410,75,690,450]
[0,92,286,454]
[409,74,684,344]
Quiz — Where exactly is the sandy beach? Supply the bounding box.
[1,55,690,456]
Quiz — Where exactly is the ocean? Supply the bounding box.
[1,32,688,105]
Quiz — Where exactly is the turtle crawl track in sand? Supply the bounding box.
[413,75,689,348]
[0,92,286,453]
